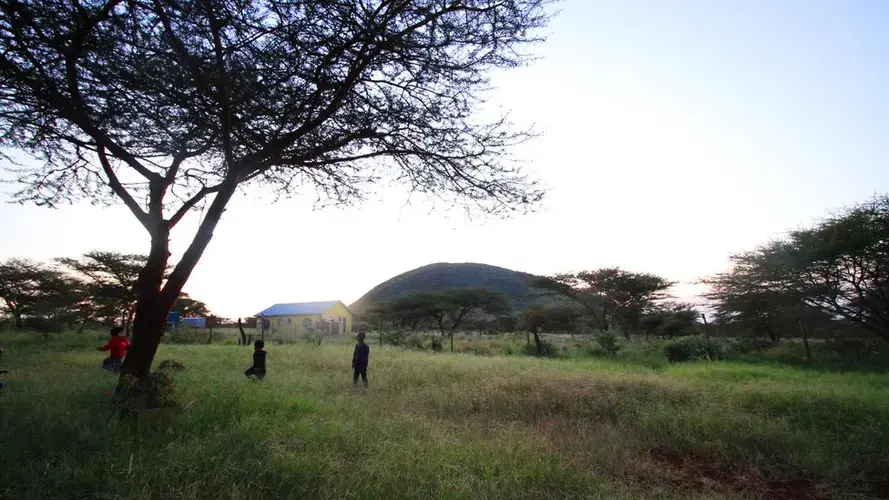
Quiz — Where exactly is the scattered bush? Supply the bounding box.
[164,329,207,345]
[431,336,444,352]
[302,331,324,346]
[523,340,557,357]
[405,333,426,350]
[725,337,775,355]
[381,330,410,347]
[595,332,621,356]
[663,336,725,362]
[822,338,884,362]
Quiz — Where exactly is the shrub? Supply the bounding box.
[822,337,883,362]
[431,336,444,352]
[301,331,323,346]
[164,329,206,345]
[114,359,185,411]
[381,330,409,347]
[663,337,725,362]
[523,340,557,357]
[405,333,426,350]
[595,332,621,356]
[725,337,775,355]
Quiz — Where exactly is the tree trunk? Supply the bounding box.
[701,313,710,339]
[532,330,544,356]
[120,229,174,381]
[449,332,454,352]
[798,319,813,363]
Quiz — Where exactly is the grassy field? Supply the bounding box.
[1,333,888,499]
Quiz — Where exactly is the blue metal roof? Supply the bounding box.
[254,301,343,317]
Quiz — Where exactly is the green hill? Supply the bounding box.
[350,262,547,313]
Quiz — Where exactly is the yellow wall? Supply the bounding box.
[258,302,353,340]
[321,302,353,335]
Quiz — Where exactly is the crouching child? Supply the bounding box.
[245,340,266,380]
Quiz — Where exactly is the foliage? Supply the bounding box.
[114,359,185,411]
[533,268,675,336]
[640,303,700,339]
[663,337,725,363]
[0,0,552,378]
[173,293,211,318]
[379,288,509,351]
[704,194,889,343]
[595,332,621,356]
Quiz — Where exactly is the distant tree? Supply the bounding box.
[534,268,675,339]
[0,0,551,382]
[435,288,510,352]
[173,293,210,318]
[0,259,47,328]
[0,258,90,332]
[640,302,700,340]
[380,288,509,351]
[56,251,162,334]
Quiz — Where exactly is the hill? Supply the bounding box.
[350,262,545,313]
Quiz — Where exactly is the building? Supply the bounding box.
[254,300,353,339]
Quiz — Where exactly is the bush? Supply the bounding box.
[164,329,206,345]
[431,336,444,352]
[381,330,409,347]
[405,333,426,350]
[114,359,185,411]
[301,331,323,346]
[663,337,725,362]
[523,340,557,357]
[725,337,775,355]
[822,337,883,362]
[595,332,621,356]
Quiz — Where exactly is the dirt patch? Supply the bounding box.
[647,450,829,500]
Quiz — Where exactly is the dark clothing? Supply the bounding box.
[102,356,123,373]
[352,342,370,371]
[245,349,266,379]
[353,369,368,387]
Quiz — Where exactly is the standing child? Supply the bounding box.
[244,340,266,380]
[352,331,370,388]
[97,327,129,373]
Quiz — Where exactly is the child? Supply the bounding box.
[244,339,266,380]
[352,331,370,388]
[97,327,129,373]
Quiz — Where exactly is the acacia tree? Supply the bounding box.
[0,258,47,327]
[704,195,889,342]
[533,268,675,338]
[0,0,550,380]
[56,251,159,334]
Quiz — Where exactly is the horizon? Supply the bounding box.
[3,0,888,318]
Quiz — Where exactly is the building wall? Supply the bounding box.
[321,302,353,335]
[258,303,353,340]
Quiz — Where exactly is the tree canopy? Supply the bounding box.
[703,195,889,342]
[0,0,552,378]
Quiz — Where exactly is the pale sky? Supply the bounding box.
[2,0,888,319]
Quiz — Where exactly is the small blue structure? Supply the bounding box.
[182,317,207,329]
[167,311,181,329]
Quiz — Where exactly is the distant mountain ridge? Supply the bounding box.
[349,262,546,313]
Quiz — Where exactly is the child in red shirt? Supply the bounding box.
[97,327,128,373]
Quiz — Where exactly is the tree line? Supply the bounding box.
[0,251,210,334]
[702,194,889,347]
[368,194,889,354]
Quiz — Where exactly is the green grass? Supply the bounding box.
[1,333,888,499]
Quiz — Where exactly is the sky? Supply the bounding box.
[2,0,889,319]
